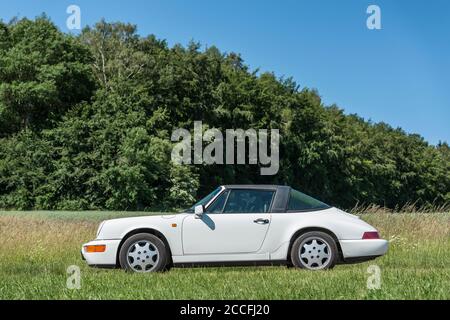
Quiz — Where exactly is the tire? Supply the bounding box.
[290,231,338,270]
[119,233,168,272]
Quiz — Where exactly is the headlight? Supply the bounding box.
[96,221,106,238]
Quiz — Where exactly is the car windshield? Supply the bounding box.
[288,189,330,211]
[185,187,222,213]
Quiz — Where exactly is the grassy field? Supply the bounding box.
[0,210,449,299]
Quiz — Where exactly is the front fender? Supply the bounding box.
[97,215,185,255]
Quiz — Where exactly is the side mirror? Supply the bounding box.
[194,205,204,218]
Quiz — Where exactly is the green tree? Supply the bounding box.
[0,16,94,135]
[0,18,448,211]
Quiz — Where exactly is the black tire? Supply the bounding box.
[119,233,168,272]
[290,231,338,270]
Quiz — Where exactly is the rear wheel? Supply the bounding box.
[119,233,168,272]
[291,231,338,270]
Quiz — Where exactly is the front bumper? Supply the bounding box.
[81,239,121,266]
[340,239,388,259]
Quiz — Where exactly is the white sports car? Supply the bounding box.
[81,185,388,272]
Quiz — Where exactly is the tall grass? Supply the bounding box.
[349,202,450,214]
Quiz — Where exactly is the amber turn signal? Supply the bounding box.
[84,245,106,253]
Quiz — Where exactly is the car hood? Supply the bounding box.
[111,214,178,222]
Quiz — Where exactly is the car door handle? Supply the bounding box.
[253,218,269,224]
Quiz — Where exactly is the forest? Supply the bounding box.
[0,16,448,211]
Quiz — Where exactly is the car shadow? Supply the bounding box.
[200,214,215,230]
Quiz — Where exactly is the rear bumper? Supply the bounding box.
[340,239,388,259]
[81,239,121,266]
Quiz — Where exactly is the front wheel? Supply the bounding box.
[119,233,168,272]
[290,231,338,270]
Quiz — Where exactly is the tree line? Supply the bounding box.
[0,16,448,211]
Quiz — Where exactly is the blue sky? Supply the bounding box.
[1,0,449,144]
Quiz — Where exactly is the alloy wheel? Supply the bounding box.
[298,237,332,270]
[126,240,160,272]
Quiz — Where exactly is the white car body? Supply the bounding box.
[82,185,388,268]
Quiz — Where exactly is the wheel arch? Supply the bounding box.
[286,227,343,264]
[116,228,173,267]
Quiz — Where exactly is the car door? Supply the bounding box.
[182,189,275,255]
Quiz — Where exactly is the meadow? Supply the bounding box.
[0,210,448,299]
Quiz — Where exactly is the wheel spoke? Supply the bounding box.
[141,242,150,251]
[128,250,138,259]
[129,258,141,268]
[149,248,157,258]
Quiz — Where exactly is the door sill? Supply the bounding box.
[172,253,270,264]
[173,260,286,268]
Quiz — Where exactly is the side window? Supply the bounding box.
[287,189,330,211]
[206,190,229,213]
[223,189,274,214]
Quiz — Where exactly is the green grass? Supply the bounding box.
[0,211,449,299]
